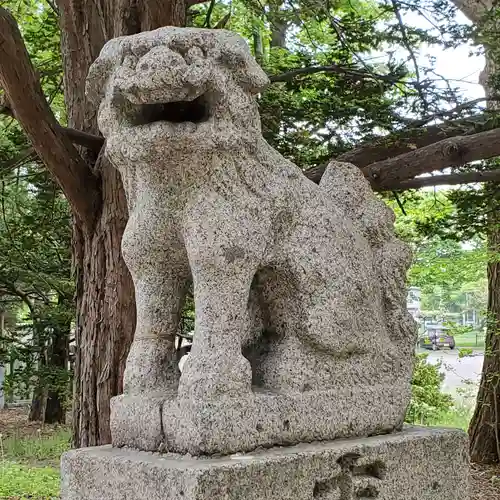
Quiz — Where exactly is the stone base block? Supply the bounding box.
[111,383,410,455]
[61,426,469,500]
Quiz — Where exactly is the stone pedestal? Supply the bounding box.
[61,426,469,500]
[111,384,410,455]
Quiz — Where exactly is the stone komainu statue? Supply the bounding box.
[86,27,416,455]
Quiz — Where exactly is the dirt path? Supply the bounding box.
[0,407,68,439]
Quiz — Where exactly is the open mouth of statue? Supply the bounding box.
[130,95,211,126]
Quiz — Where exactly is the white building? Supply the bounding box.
[407,286,421,321]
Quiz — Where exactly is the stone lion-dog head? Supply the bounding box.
[86,28,270,167]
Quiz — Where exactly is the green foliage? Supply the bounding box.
[0,3,72,407]
[443,322,474,337]
[411,239,486,317]
[0,462,60,498]
[0,166,74,407]
[0,426,70,498]
[181,290,195,336]
[390,191,487,325]
[189,1,478,170]
[406,354,454,425]
[459,347,475,358]
[425,404,474,431]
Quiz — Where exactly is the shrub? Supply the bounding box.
[406,353,454,425]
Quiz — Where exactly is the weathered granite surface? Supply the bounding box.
[86,27,416,455]
[61,427,469,500]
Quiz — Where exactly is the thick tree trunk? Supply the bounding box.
[268,1,287,49]
[29,319,47,422]
[29,312,69,424]
[29,387,47,422]
[71,163,134,446]
[57,0,192,447]
[44,324,69,425]
[452,0,500,463]
[469,218,500,463]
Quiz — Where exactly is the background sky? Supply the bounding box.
[401,9,485,190]
[410,9,485,100]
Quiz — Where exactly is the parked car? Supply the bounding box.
[419,324,456,350]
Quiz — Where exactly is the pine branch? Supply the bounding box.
[0,98,104,152]
[304,112,497,183]
[367,127,500,189]
[389,169,500,191]
[269,64,401,84]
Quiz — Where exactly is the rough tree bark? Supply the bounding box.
[0,1,204,447]
[44,322,70,424]
[28,316,49,423]
[57,0,202,447]
[359,127,500,190]
[453,0,500,463]
[469,194,500,463]
[303,111,500,184]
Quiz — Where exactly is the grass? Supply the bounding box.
[429,382,477,431]
[0,462,60,499]
[0,410,475,500]
[427,405,474,431]
[0,425,70,499]
[0,395,479,499]
[455,330,486,349]
[1,429,71,466]
[456,341,485,349]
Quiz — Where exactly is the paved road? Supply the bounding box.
[180,348,484,399]
[420,349,484,398]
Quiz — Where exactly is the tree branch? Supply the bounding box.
[1,96,104,152]
[365,127,500,189]
[388,169,500,191]
[451,0,486,24]
[304,112,497,183]
[269,64,400,84]
[390,0,427,110]
[62,127,104,151]
[0,149,37,174]
[0,282,34,313]
[0,7,100,231]
[203,0,216,27]
[0,92,14,118]
[187,0,210,6]
[405,97,491,128]
[45,0,59,15]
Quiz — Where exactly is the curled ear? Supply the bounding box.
[237,58,270,94]
[217,30,270,94]
[86,38,124,107]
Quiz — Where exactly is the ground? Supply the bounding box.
[426,346,500,499]
[471,463,500,500]
[0,407,70,499]
[0,406,498,499]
